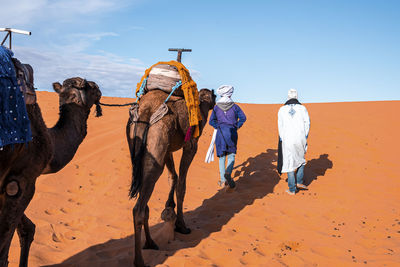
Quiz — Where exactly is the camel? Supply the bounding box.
[0,66,102,267]
[126,88,216,267]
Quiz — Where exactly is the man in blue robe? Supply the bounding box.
[209,85,246,188]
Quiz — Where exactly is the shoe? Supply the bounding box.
[224,173,236,188]
[286,189,295,195]
[297,184,308,190]
[218,181,225,187]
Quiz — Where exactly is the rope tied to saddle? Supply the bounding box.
[135,61,202,138]
[129,79,182,128]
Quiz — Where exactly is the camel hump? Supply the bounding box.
[146,64,184,97]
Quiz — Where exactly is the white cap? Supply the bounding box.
[288,88,298,100]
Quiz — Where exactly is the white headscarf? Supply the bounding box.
[217,85,234,104]
[288,88,298,100]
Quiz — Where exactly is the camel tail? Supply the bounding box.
[127,114,151,199]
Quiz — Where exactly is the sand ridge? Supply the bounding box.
[8,92,400,266]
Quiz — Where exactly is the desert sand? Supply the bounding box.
[8,91,400,266]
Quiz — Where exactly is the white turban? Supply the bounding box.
[217,85,234,104]
[288,88,298,100]
[217,85,234,98]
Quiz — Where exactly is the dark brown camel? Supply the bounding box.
[0,73,102,267]
[126,88,216,266]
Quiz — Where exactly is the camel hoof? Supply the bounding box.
[143,241,159,250]
[175,225,191,235]
[161,207,177,222]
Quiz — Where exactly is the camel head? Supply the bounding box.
[52,77,102,114]
[199,88,216,110]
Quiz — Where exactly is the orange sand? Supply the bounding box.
[8,92,400,266]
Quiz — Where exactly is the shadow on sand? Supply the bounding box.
[45,150,332,267]
[303,154,333,186]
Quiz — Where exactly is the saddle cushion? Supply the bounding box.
[0,46,32,147]
[146,64,184,96]
[136,61,202,138]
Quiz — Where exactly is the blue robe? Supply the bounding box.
[0,46,32,147]
[209,104,246,157]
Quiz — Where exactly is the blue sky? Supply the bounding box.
[1,0,399,103]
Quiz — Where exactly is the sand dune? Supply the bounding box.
[8,92,400,266]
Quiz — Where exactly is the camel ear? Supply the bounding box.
[53,82,62,94]
[212,89,216,102]
[86,81,99,90]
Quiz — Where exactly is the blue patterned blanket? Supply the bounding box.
[0,45,32,148]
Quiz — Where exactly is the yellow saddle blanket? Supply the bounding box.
[136,60,202,138]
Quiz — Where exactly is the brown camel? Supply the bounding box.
[0,70,102,267]
[126,88,216,266]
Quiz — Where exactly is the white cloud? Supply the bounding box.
[13,46,146,97]
[0,0,46,26]
[48,0,122,15]
[0,0,131,26]
[12,45,203,98]
[54,32,119,53]
[1,0,200,98]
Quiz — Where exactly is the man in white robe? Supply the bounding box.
[278,89,310,195]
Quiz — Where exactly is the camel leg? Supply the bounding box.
[133,138,167,266]
[165,153,177,209]
[0,176,35,267]
[142,205,158,250]
[133,174,161,266]
[0,232,14,267]
[175,142,198,234]
[133,202,145,267]
[17,214,35,267]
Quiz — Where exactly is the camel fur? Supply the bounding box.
[0,72,102,267]
[126,88,216,267]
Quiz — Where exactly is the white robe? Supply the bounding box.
[205,129,217,163]
[278,104,310,173]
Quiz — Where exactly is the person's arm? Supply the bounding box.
[303,107,310,138]
[235,105,247,128]
[209,108,218,129]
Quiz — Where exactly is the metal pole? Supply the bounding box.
[168,48,192,62]
[177,51,182,62]
[0,28,31,50]
[1,32,10,46]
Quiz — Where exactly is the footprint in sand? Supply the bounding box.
[60,207,70,214]
[52,232,62,243]
[67,188,80,194]
[44,208,57,215]
[64,230,77,240]
[50,224,63,243]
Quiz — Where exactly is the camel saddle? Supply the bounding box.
[11,58,36,105]
[0,45,33,147]
[145,64,184,97]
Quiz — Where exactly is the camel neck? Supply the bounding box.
[53,104,89,136]
[26,104,50,138]
[44,104,90,174]
[199,102,211,134]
